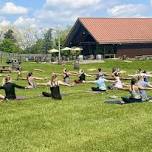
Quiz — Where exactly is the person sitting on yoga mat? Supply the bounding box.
[96,68,104,80]
[63,68,71,84]
[129,69,152,81]
[110,72,124,89]
[16,67,22,80]
[137,75,152,101]
[121,78,152,103]
[39,73,73,100]
[26,72,46,89]
[142,70,149,82]
[74,69,92,84]
[112,67,120,76]
[0,75,26,100]
[121,78,142,103]
[88,68,107,80]
[111,67,127,76]
[85,75,113,92]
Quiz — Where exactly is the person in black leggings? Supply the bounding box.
[0,76,26,100]
[121,78,152,104]
[38,73,73,100]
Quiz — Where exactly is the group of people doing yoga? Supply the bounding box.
[0,67,152,104]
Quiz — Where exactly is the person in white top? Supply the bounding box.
[108,72,126,90]
[113,73,123,89]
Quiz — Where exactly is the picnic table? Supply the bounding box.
[0,65,11,73]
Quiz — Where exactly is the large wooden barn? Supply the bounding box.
[66,18,152,58]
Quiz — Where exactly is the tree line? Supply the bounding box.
[0,26,71,54]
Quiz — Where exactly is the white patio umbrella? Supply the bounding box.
[48,49,59,53]
[71,47,83,51]
[48,49,60,63]
[61,47,72,51]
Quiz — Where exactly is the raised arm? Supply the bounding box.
[13,83,25,89]
[128,74,138,77]
[85,73,93,77]
[145,74,152,77]
[58,80,73,87]
[138,85,152,90]
[84,80,96,83]
[104,79,115,83]
[37,81,50,86]
[69,71,79,76]
[33,77,43,80]
[33,77,47,80]
[147,83,152,88]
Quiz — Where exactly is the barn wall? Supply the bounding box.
[116,48,152,58]
[116,44,152,58]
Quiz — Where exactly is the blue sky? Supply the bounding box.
[0,0,152,29]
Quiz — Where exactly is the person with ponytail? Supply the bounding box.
[38,73,73,100]
[121,78,152,103]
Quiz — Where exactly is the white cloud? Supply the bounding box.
[0,19,10,27]
[0,0,150,29]
[34,0,105,27]
[37,9,84,20]
[14,16,37,28]
[107,4,148,17]
[35,0,127,27]
[35,8,90,27]
[0,2,28,15]
[45,0,101,9]
[0,16,39,29]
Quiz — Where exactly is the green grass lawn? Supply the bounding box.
[0,60,152,152]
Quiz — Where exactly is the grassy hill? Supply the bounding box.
[0,60,152,152]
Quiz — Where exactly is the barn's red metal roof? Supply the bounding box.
[79,18,152,44]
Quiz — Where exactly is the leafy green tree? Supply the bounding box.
[43,28,53,54]
[4,29,16,42]
[54,26,71,58]
[25,39,45,54]
[25,28,54,54]
[0,29,22,53]
[54,26,71,49]
[0,39,21,53]
[24,27,71,55]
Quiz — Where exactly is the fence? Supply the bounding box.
[0,51,53,63]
